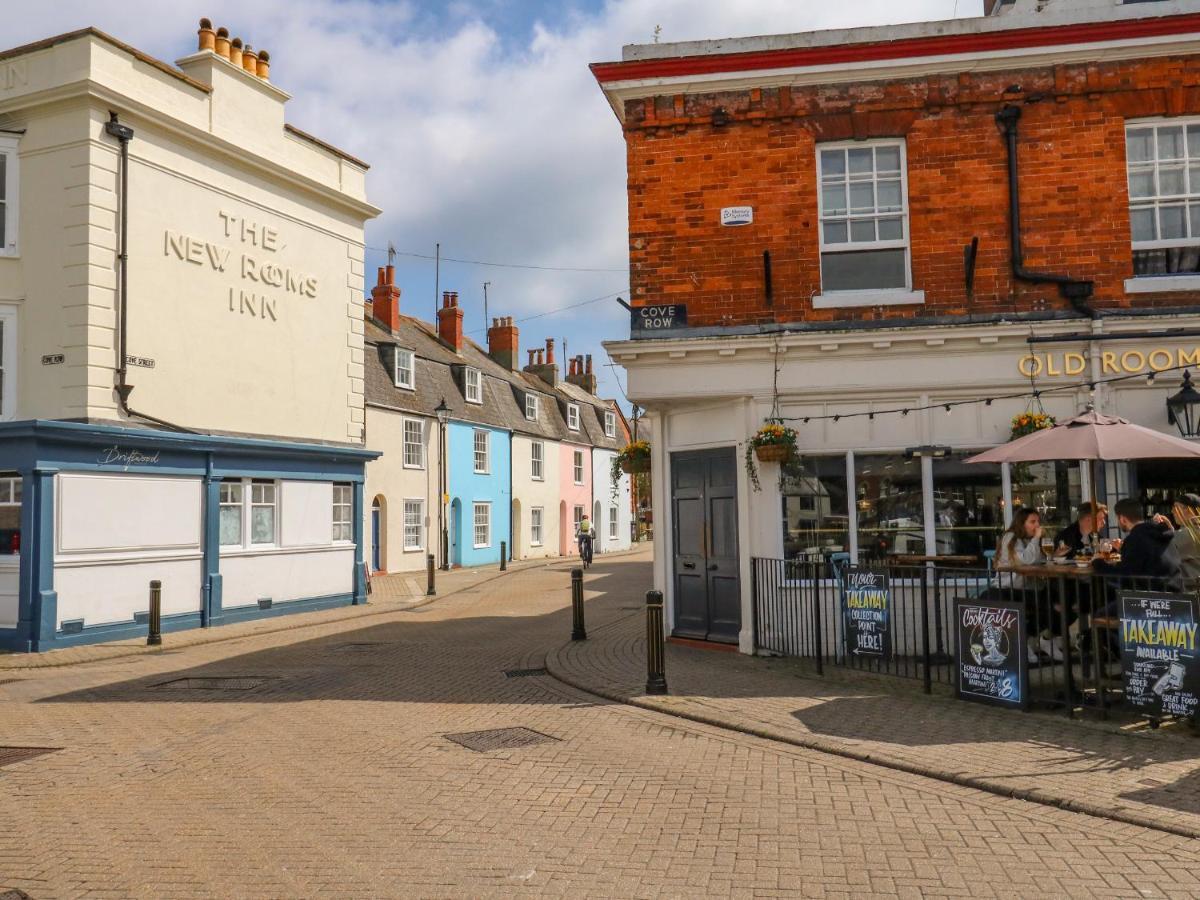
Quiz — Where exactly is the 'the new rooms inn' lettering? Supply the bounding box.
[164,211,320,323]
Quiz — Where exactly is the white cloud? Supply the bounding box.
[3,0,980,398]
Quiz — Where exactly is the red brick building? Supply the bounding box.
[595,1,1200,648]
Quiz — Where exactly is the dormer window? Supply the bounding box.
[567,403,580,431]
[525,393,539,421]
[394,348,414,390]
[465,367,482,404]
[604,410,616,438]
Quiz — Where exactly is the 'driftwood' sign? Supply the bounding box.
[841,567,891,661]
[631,304,687,334]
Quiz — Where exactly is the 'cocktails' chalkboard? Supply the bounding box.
[955,598,1027,709]
[841,567,891,661]
[1120,591,1199,721]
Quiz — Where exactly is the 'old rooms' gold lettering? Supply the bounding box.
[1019,347,1200,378]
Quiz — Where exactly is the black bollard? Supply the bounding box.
[426,553,436,596]
[147,580,162,646]
[645,589,668,695]
[571,568,586,641]
[500,541,507,571]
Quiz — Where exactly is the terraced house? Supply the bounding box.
[0,20,380,651]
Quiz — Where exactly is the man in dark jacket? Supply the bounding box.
[1093,498,1182,610]
[1055,501,1107,559]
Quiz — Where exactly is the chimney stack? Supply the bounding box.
[487,315,519,371]
[437,290,464,353]
[199,21,272,80]
[524,337,559,386]
[566,353,597,394]
[369,264,401,333]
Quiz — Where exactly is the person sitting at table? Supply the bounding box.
[1054,501,1108,559]
[994,508,1060,662]
[1093,499,1182,618]
[1151,492,1200,586]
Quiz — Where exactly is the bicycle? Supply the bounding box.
[578,532,594,569]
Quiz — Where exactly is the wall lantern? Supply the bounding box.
[1167,370,1200,439]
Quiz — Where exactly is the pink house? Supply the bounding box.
[558,441,592,556]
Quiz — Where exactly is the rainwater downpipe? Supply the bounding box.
[104,112,193,433]
[996,105,1098,320]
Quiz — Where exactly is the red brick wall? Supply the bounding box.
[623,54,1200,328]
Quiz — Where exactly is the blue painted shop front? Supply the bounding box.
[446,421,511,567]
[0,420,378,653]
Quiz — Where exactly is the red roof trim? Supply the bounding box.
[590,13,1200,85]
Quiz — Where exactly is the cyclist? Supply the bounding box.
[577,514,594,566]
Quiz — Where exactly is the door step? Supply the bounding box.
[668,636,738,652]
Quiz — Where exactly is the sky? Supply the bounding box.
[6,0,983,409]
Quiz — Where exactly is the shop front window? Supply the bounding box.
[932,452,1004,559]
[855,454,924,559]
[0,472,20,555]
[1010,461,1081,536]
[781,456,849,559]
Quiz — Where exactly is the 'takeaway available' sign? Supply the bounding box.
[841,567,891,661]
[1120,591,1200,721]
[955,598,1027,709]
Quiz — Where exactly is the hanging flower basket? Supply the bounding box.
[1010,412,1055,440]
[611,441,651,498]
[745,422,799,492]
[621,456,650,474]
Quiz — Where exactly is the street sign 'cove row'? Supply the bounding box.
[631,304,687,333]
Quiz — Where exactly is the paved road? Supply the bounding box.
[2,551,1198,898]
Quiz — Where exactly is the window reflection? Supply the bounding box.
[932,452,1003,559]
[781,456,848,559]
[1011,461,1081,534]
[855,454,924,559]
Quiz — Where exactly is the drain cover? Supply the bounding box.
[0,747,60,768]
[444,727,558,753]
[152,677,268,691]
[504,668,548,678]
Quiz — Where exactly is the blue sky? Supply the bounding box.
[7,0,982,408]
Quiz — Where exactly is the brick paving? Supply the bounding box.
[1,550,1198,897]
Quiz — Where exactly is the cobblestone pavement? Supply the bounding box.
[3,551,1199,898]
[549,566,1200,842]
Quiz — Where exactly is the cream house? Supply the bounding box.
[0,21,380,651]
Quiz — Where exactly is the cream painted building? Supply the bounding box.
[0,22,380,651]
[511,429,563,561]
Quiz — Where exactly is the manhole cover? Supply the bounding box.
[504,668,548,678]
[0,747,60,768]
[152,677,269,691]
[444,727,558,753]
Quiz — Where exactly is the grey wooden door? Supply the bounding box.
[671,448,741,643]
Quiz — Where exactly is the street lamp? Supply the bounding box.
[1167,370,1200,440]
[435,398,451,569]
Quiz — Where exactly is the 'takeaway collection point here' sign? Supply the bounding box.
[955,598,1028,709]
[841,567,891,661]
[1120,590,1199,720]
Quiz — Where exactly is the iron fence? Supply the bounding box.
[751,554,1197,719]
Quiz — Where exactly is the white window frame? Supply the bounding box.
[530,506,544,547]
[332,483,353,543]
[473,501,491,549]
[403,498,425,551]
[0,305,15,420]
[0,474,20,506]
[218,480,244,547]
[464,367,482,404]
[604,410,616,438]
[473,429,490,474]
[525,393,539,421]
[567,403,580,431]
[393,347,415,390]
[249,479,278,547]
[0,135,18,258]
[814,138,922,308]
[573,505,584,534]
[531,440,544,481]
[1125,117,1200,290]
[573,449,585,485]
[402,417,426,469]
[609,506,619,540]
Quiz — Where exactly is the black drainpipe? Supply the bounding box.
[996,105,1098,319]
[104,112,193,433]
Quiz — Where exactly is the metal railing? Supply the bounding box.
[751,554,1197,718]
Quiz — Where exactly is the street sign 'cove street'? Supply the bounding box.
[632,304,687,333]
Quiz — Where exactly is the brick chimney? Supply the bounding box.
[524,337,558,386]
[566,353,597,394]
[486,316,519,371]
[437,291,464,353]
[369,264,401,332]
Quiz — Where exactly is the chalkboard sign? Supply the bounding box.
[630,303,688,334]
[1120,591,1199,721]
[955,598,1027,709]
[841,567,891,660]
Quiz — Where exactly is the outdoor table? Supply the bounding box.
[893,555,978,565]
